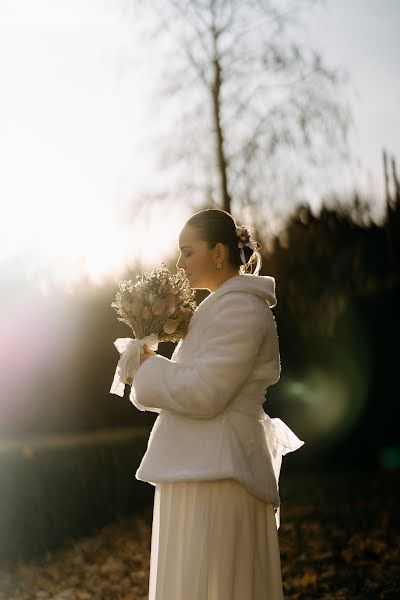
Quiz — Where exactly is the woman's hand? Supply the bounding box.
[140,344,156,365]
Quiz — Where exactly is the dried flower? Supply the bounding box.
[111,264,197,343]
[163,319,178,334]
[152,298,166,316]
[142,305,151,320]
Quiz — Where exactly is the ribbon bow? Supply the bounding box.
[237,240,262,275]
[110,334,159,397]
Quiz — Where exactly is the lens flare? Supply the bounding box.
[0,283,77,432]
[278,307,372,453]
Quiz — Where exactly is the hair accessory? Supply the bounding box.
[236,225,251,244]
[235,225,261,275]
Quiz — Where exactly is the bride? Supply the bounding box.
[130,208,304,600]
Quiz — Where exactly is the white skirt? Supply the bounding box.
[148,478,284,600]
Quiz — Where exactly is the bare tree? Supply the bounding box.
[136,0,351,229]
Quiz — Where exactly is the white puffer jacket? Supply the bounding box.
[130,274,304,519]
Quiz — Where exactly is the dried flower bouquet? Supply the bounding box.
[110,265,196,396]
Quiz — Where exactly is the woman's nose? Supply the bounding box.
[176,256,183,269]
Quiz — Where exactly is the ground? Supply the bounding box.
[0,469,399,599]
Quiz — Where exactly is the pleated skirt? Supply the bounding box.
[148,478,284,600]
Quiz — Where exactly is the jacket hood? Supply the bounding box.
[189,273,277,330]
[214,274,277,308]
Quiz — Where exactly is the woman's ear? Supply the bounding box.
[215,242,226,262]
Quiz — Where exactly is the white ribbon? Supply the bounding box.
[110,333,159,397]
[238,240,261,275]
[261,415,305,529]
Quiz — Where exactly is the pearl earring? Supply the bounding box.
[216,262,222,269]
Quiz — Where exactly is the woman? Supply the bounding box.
[130,208,304,600]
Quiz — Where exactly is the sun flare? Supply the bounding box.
[0,1,185,292]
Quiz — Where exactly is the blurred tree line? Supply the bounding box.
[264,156,399,468]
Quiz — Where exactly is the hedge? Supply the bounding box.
[0,427,153,561]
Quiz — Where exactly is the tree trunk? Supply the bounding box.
[210,38,231,213]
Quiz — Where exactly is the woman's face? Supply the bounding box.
[176,225,221,290]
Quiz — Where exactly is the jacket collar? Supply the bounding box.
[190,274,277,326]
[211,274,277,307]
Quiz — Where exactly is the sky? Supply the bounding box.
[307,0,400,207]
[0,0,399,291]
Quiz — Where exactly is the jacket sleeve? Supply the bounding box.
[129,292,270,419]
